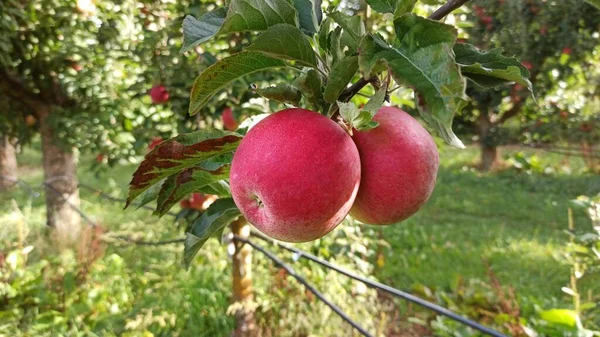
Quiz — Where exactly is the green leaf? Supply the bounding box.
[454,43,533,91]
[293,0,321,35]
[154,165,231,217]
[254,83,302,106]
[585,0,600,10]
[539,309,579,327]
[126,130,242,206]
[318,17,333,51]
[246,24,317,67]
[183,198,242,269]
[366,0,417,17]
[189,52,286,115]
[338,83,386,131]
[359,15,467,148]
[329,11,365,44]
[323,56,359,103]
[198,181,232,197]
[329,27,344,65]
[293,69,322,106]
[122,118,133,131]
[133,179,165,210]
[218,0,298,35]
[181,8,228,53]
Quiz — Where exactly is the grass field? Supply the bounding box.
[1,142,599,335]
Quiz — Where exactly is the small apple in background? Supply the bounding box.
[25,115,36,126]
[148,137,163,151]
[580,123,593,132]
[181,193,218,211]
[480,16,492,25]
[559,111,568,119]
[149,85,169,104]
[222,107,238,131]
[71,63,83,72]
[96,153,105,163]
[350,107,439,225]
[539,26,548,36]
[180,199,192,209]
[522,61,533,70]
[230,108,361,242]
[562,47,572,55]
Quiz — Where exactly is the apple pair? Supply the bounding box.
[230,107,439,243]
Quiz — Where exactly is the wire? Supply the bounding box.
[249,231,508,337]
[106,235,185,246]
[43,180,98,227]
[233,235,375,337]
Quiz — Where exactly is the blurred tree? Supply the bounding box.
[0,0,186,241]
[460,0,600,170]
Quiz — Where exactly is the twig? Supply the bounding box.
[429,0,472,20]
[338,77,379,103]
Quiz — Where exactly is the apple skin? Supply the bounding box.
[149,85,169,104]
[350,107,439,225]
[222,107,238,131]
[230,108,361,242]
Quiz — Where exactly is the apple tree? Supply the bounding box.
[0,0,196,241]
[125,0,538,271]
[459,0,600,170]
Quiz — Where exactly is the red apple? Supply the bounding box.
[148,137,163,151]
[222,107,238,131]
[189,193,207,210]
[96,154,105,163]
[25,115,36,126]
[180,199,192,209]
[562,47,572,55]
[350,107,439,225]
[580,123,593,132]
[522,61,533,70]
[480,16,492,25]
[559,111,568,119]
[230,108,361,242]
[149,85,169,104]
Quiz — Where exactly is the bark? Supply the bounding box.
[37,104,81,244]
[477,113,498,171]
[231,217,256,337]
[0,136,18,191]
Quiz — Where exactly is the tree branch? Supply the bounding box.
[338,76,379,103]
[494,100,524,126]
[429,0,472,21]
[0,69,45,112]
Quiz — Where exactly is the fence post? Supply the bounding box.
[231,217,256,337]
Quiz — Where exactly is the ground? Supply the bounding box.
[1,142,598,335]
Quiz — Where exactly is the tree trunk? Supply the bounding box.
[0,136,18,191]
[231,217,256,337]
[37,104,81,244]
[477,113,498,171]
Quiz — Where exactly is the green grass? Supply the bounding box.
[1,143,599,335]
[377,146,600,304]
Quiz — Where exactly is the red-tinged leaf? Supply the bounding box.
[154,164,231,217]
[126,130,242,207]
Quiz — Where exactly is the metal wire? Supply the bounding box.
[250,231,508,337]
[233,234,375,337]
